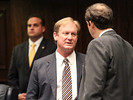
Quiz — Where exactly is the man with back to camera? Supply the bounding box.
[8,14,56,100]
[26,17,85,100]
[79,3,133,100]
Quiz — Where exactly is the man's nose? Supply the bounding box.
[30,25,34,29]
[68,34,73,39]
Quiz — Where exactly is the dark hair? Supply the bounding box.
[27,13,45,26]
[85,3,113,29]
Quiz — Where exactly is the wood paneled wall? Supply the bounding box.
[0,0,133,83]
[0,1,10,83]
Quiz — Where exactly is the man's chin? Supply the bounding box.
[64,47,75,51]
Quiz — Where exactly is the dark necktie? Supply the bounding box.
[62,58,72,100]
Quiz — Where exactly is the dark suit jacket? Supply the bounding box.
[0,84,19,100]
[8,38,56,93]
[26,52,85,100]
[79,30,133,100]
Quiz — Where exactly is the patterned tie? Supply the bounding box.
[29,43,36,67]
[62,58,72,100]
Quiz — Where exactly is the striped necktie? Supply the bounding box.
[62,58,72,100]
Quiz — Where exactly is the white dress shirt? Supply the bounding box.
[28,36,43,56]
[56,50,77,100]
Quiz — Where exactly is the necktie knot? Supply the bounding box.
[31,43,36,48]
[63,58,69,65]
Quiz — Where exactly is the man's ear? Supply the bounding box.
[88,21,91,26]
[42,26,46,33]
[86,20,92,27]
[90,21,95,29]
[88,21,95,29]
[53,32,57,41]
[86,21,90,26]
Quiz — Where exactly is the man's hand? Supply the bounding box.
[18,93,26,100]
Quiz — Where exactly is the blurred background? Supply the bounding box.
[0,0,133,84]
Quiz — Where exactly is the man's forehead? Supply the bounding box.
[28,17,41,23]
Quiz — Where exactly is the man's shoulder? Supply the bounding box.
[41,38,57,50]
[76,52,85,60]
[14,41,28,48]
[90,32,116,45]
[76,52,85,56]
[35,52,55,63]
[42,38,56,45]
[13,41,28,50]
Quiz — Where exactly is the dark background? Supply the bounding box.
[0,0,133,83]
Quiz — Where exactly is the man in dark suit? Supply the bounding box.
[79,3,133,100]
[26,17,85,100]
[8,14,56,100]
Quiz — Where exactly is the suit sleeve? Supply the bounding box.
[26,61,39,100]
[79,40,110,100]
[8,47,19,89]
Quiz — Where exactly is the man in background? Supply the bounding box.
[8,14,56,100]
[26,17,85,100]
[79,3,133,100]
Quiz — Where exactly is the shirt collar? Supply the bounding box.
[56,50,64,64]
[99,29,113,37]
[56,50,76,65]
[67,51,76,65]
[29,36,43,46]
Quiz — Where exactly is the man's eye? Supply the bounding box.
[27,24,39,27]
[27,24,31,27]
[64,32,69,35]
[34,24,39,27]
[71,33,77,36]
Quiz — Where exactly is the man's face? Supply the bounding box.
[27,17,45,40]
[53,21,78,53]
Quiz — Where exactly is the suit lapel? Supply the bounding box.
[76,53,83,92]
[30,38,46,68]
[23,41,29,69]
[46,53,57,100]
[46,52,84,99]
[34,38,46,60]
